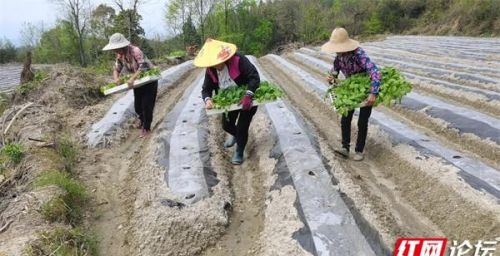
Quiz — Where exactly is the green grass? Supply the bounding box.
[35,170,87,225]
[41,196,69,223]
[34,70,48,82]
[2,143,24,164]
[16,82,37,95]
[16,70,48,95]
[25,227,98,256]
[168,50,187,58]
[55,137,79,173]
[0,92,11,115]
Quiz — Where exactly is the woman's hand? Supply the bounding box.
[326,75,334,84]
[127,79,135,89]
[366,94,377,106]
[205,99,214,109]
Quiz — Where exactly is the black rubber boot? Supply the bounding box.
[231,145,244,165]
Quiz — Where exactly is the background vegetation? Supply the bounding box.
[1,0,499,65]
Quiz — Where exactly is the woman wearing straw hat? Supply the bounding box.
[195,38,260,165]
[103,33,156,138]
[322,27,381,161]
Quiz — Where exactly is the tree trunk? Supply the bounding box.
[200,0,204,41]
[78,33,86,66]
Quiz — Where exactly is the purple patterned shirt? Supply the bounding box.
[332,47,381,94]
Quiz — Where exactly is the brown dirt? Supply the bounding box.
[0,64,114,255]
[79,69,202,255]
[386,106,500,168]
[260,56,500,247]
[410,82,500,118]
[202,111,275,256]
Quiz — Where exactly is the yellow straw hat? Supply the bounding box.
[321,27,360,53]
[194,38,237,68]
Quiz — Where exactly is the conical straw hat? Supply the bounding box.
[194,38,238,67]
[321,28,360,53]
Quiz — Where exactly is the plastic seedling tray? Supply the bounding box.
[205,98,281,115]
[103,75,161,95]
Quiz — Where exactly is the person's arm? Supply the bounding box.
[238,55,260,95]
[356,48,381,95]
[202,69,217,109]
[113,58,123,83]
[327,57,340,85]
[356,48,381,106]
[238,55,260,110]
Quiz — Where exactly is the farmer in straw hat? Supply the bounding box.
[103,33,156,138]
[322,27,382,161]
[195,38,260,165]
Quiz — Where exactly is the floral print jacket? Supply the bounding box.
[331,47,382,94]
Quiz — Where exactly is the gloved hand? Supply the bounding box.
[240,95,253,111]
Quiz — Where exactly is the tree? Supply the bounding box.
[34,20,80,64]
[182,15,200,46]
[364,14,383,35]
[90,4,116,39]
[113,9,145,45]
[52,0,92,67]
[166,0,191,36]
[0,38,17,64]
[19,22,44,50]
[113,0,146,43]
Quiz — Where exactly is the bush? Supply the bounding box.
[364,15,383,35]
[16,82,37,95]
[16,70,48,95]
[34,70,48,82]
[2,143,24,164]
[25,227,97,256]
[36,170,87,224]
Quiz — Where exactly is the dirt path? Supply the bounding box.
[202,111,274,256]
[80,69,200,255]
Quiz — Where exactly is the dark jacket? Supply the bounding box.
[201,53,260,101]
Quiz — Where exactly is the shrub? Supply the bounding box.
[2,143,24,164]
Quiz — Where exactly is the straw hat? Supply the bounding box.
[102,33,130,51]
[194,38,237,67]
[321,28,360,53]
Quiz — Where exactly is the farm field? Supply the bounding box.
[0,36,499,256]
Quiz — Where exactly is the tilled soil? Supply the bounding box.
[259,56,500,248]
[2,36,500,256]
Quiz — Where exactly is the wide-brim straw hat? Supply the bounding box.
[321,27,360,53]
[102,33,130,51]
[194,38,237,68]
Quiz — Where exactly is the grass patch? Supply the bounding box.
[36,170,87,225]
[16,70,48,95]
[168,50,187,58]
[0,92,11,115]
[2,143,24,164]
[55,136,79,173]
[25,227,98,256]
[16,82,37,95]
